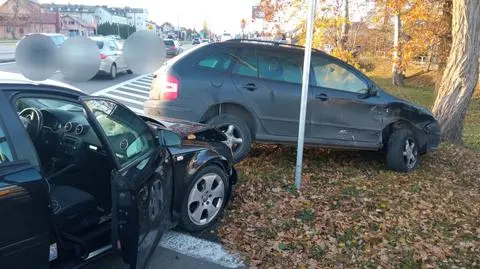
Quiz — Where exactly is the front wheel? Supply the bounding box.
[179,166,229,232]
[208,114,252,163]
[386,129,419,172]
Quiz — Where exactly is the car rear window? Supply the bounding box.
[95,41,104,49]
[164,40,174,46]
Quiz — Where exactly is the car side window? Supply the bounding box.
[0,119,14,164]
[231,49,258,77]
[83,99,156,166]
[312,56,368,94]
[258,50,302,84]
[197,51,235,72]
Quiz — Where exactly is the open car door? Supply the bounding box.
[79,97,172,269]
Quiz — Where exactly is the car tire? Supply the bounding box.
[208,114,252,164]
[126,69,133,74]
[109,64,117,79]
[386,128,419,172]
[179,165,230,232]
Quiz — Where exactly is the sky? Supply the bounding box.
[38,0,260,34]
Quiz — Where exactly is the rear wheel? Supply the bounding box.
[109,64,117,79]
[126,69,133,74]
[179,166,229,232]
[208,114,252,163]
[386,129,419,172]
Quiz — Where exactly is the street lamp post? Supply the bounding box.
[294,0,316,190]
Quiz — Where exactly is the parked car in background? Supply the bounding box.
[89,36,130,79]
[106,34,121,40]
[164,39,183,57]
[0,71,236,269]
[17,33,67,48]
[192,38,201,45]
[202,39,210,43]
[220,33,232,41]
[145,39,440,172]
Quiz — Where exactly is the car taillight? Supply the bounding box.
[100,53,107,59]
[151,74,179,100]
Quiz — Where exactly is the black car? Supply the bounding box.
[0,73,236,269]
[145,39,441,172]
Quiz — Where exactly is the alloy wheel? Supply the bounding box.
[187,173,225,226]
[219,124,243,152]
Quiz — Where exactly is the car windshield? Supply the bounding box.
[164,40,174,46]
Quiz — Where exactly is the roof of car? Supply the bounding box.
[0,71,83,93]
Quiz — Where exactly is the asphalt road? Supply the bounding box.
[0,43,247,269]
[0,43,195,95]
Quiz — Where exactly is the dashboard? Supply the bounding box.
[40,108,103,148]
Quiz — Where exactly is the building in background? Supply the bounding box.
[0,0,59,39]
[44,4,97,26]
[109,7,148,31]
[60,14,95,37]
[94,6,127,25]
[42,4,147,30]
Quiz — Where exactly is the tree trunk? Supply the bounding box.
[438,0,453,69]
[392,12,404,86]
[338,0,349,50]
[432,0,480,143]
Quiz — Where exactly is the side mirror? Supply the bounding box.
[369,86,379,97]
[158,129,182,147]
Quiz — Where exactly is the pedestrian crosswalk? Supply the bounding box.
[92,74,154,115]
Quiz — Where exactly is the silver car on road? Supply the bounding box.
[89,36,130,79]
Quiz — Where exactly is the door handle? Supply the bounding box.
[315,93,328,101]
[243,83,257,91]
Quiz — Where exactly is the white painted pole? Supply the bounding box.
[295,0,316,190]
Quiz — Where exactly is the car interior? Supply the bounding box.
[14,97,128,260]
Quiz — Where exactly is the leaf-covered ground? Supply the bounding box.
[219,145,480,268]
[217,61,480,268]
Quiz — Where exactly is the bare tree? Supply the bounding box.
[10,0,22,39]
[392,0,404,86]
[432,0,480,143]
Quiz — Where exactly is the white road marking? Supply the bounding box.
[160,231,244,268]
[99,92,145,106]
[92,74,152,115]
[109,89,149,100]
[131,81,151,87]
[92,74,149,96]
[119,85,150,94]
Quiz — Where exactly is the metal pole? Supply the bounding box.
[295,0,316,190]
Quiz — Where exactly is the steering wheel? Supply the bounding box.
[19,107,44,137]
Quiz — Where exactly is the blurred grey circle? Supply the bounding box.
[58,36,100,81]
[123,31,165,74]
[15,34,58,81]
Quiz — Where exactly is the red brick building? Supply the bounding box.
[0,0,59,39]
[60,14,96,37]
